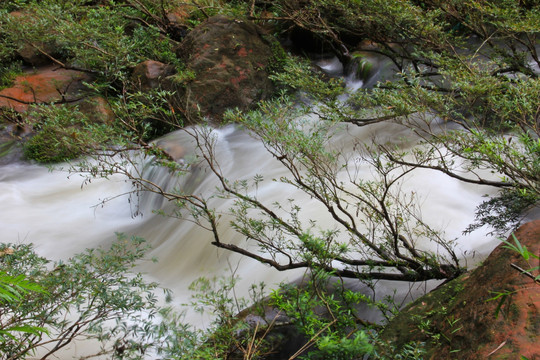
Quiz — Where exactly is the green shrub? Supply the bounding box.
[0,61,22,90]
[23,104,115,163]
[0,235,160,359]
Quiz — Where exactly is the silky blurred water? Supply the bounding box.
[0,59,506,358]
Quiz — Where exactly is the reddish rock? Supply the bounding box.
[379,220,540,359]
[9,11,57,66]
[170,15,275,122]
[0,66,92,112]
[131,60,176,91]
[76,96,115,124]
[166,6,190,25]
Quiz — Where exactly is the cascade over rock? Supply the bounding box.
[378,220,540,359]
[170,15,275,122]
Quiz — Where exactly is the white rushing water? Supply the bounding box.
[0,124,500,292]
[0,60,509,357]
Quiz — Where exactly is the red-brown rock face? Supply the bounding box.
[380,220,540,359]
[0,66,92,112]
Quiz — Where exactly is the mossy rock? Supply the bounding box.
[171,15,275,122]
[23,125,83,163]
[378,221,540,360]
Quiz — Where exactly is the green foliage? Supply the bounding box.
[265,0,540,232]
[0,0,31,12]
[270,268,430,359]
[467,188,538,235]
[417,128,540,234]
[21,87,183,163]
[375,341,427,360]
[59,6,179,79]
[0,234,160,360]
[500,233,540,289]
[270,58,344,102]
[222,96,461,282]
[184,0,250,28]
[0,0,182,82]
[271,269,375,359]
[23,104,117,163]
[263,35,290,78]
[3,0,539,357]
[0,266,48,343]
[108,88,182,141]
[502,234,540,267]
[0,0,189,152]
[0,61,22,90]
[314,332,372,360]
[153,276,273,360]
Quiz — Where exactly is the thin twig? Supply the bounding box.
[510,263,540,283]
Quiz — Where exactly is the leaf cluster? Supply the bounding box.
[0,234,160,359]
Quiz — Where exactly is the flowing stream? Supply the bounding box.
[0,57,510,357]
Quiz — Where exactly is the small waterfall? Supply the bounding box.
[128,117,501,298]
[130,126,306,302]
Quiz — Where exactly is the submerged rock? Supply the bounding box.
[379,220,540,359]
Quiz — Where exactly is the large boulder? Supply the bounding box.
[171,15,275,122]
[0,65,92,112]
[379,220,540,359]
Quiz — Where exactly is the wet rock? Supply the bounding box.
[170,15,275,122]
[345,53,375,81]
[9,11,58,66]
[0,108,31,164]
[76,96,114,124]
[16,44,53,67]
[0,65,92,112]
[379,220,540,359]
[231,303,309,360]
[131,60,176,91]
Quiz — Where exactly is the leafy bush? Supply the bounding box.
[23,104,117,163]
[0,0,182,83]
[0,268,47,344]
[0,61,22,90]
[0,234,161,359]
